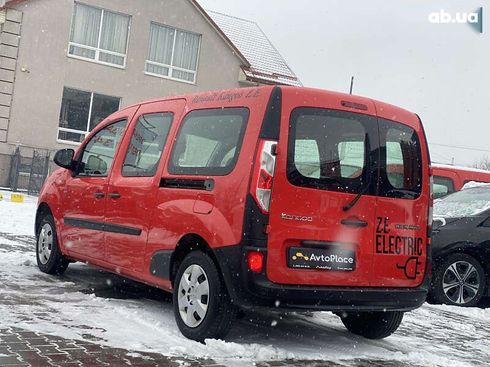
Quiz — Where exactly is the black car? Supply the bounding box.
[429,185,490,307]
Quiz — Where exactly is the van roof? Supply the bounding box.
[433,164,490,175]
[120,85,418,125]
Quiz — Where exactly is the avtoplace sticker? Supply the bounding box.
[287,246,355,271]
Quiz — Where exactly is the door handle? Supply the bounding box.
[341,218,368,228]
[108,192,121,199]
[93,192,105,199]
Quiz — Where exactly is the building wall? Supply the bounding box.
[5,0,243,154]
[0,0,245,188]
[0,7,21,145]
[0,7,22,186]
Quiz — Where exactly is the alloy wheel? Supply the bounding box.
[442,260,481,305]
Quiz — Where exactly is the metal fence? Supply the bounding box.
[8,147,50,195]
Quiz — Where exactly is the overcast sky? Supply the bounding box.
[198,0,489,167]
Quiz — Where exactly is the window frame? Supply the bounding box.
[67,2,131,69]
[57,87,121,145]
[144,22,202,84]
[167,107,249,176]
[73,119,128,178]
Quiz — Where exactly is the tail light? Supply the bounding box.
[247,251,264,273]
[251,140,277,214]
[427,167,434,245]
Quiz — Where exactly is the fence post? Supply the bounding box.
[8,147,20,192]
[28,150,37,195]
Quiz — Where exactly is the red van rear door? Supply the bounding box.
[266,89,379,286]
[371,109,429,287]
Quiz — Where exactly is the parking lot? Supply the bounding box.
[0,195,488,367]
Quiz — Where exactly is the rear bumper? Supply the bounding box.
[214,244,429,312]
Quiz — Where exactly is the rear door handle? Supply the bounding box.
[341,218,368,228]
[93,192,105,199]
[108,192,121,199]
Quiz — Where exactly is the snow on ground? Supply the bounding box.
[0,193,489,366]
[0,190,37,235]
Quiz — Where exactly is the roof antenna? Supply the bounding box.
[349,76,354,94]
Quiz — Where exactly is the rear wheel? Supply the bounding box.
[340,311,404,339]
[430,253,485,307]
[173,251,236,342]
[36,214,68,275]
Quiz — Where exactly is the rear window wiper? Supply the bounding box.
[342,133,371,212]
[342,182,370,211]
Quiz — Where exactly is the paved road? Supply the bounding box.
[0,232,487,366]
[0,326,422,367]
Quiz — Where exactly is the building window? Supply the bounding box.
[58,87,120,144]
[145,23,201,84]
[68,2,130,67]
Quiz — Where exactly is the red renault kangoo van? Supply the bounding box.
[36,86,432,341]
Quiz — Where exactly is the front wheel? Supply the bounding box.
[36,214,68,275]
[340,311,404,339]
[173,251,236,342]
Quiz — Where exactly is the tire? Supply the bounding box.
[36,214,68,275]
[340,311,404,339]
[173,251,236,342]
[430,253,486,307]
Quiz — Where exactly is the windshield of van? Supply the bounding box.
[434,187,490,218]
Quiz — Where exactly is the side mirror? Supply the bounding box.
[53,149,75,170]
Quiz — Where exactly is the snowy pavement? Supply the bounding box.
[0,191,489,366]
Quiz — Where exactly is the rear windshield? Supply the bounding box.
[287,109,423,199]
[287,108,376,194]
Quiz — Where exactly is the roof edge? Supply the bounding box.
[0,0,27,10]
[189,0,250,68]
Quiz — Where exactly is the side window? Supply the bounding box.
[168,108,249,175]
[77,120,127,177]
[288,108,374,194]
[122,113,173,177]
[379,119,422,199]
[434,176,455,199]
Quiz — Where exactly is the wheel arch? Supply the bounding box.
[169,233,224,287]
[435,242,487,264]
[35,202,53,236]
